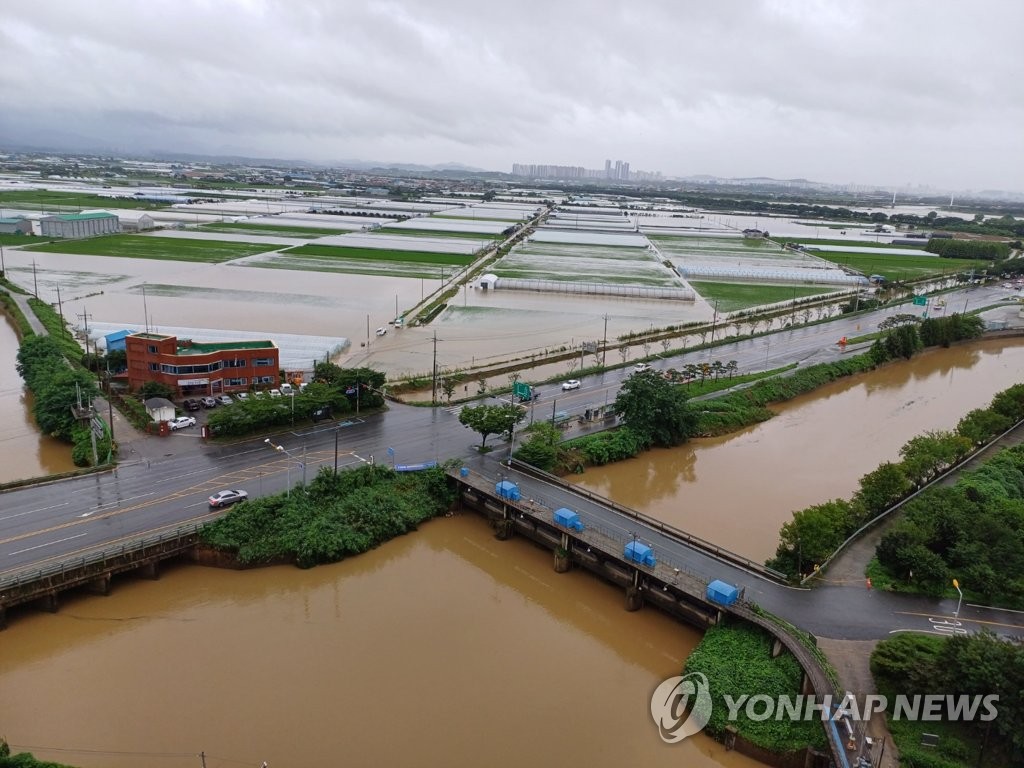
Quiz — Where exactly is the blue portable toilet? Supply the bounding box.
[624,540,655,567]
[706,580,739,607]
[553,507,583,532]
[495,480,521,501]
[459,467,469,478]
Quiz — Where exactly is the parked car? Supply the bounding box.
[216,394,233,406]
[236,392,249,401]
[561,379,581,391]
[375,327,388,336]
[168,415,196,430]
[633,362,651,373]
[269,388,282,398]
[200,396,217,409]
[208,489,249,509]
[279,383,294,396]
[183,398,201,411]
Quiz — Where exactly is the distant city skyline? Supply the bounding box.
[1,1,1021,194]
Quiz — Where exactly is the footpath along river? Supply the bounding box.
[2,339,1024,767]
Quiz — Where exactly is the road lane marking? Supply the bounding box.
[894,610,1024,632]
[0,502,71,522]
[9,533,88,556]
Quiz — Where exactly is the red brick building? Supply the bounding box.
[125,332,280,397]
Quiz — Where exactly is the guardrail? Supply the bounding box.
[507,459,789,583]
[0,523,204,592]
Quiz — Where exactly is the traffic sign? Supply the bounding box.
[513,381,532,400]
[913,295,927,306]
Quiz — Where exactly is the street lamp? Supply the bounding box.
[953,578,963,622]
[264,437,307,493]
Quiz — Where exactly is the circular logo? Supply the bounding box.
[650,672,713,743]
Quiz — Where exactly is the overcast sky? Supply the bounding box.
[2,0,1022,191]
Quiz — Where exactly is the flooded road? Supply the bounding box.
[0,314,76,482]
[572,338,1024,562]
[0,515,761,768]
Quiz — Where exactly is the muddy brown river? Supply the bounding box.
[2,333,1024,766]
[572,338,1024,562]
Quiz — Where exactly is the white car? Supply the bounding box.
[208,489,249,509]
[375,327,388,337]
[168,415,196,430]
[236,392,249,401]
[561,379,581,391]
[633,362,651,373]
[216,394,233,406]
[269,389,282,398]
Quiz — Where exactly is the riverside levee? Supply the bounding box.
[451,465,847,765]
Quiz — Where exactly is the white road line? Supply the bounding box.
[0,502,69,522]
[9,533,89,556]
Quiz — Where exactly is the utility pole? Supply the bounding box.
[56,283,66,337]
[32,259,38,297]
[602,313,608,367]
[431,332,438,405]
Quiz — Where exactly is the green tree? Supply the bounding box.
[769,499,854,576]
[33,367,99,441]
[854,462,912,518]
[957,407,1012,445]
[137,380,176,400]
[899,430,972,485]
[613,370,698,447]
[515,421,562,471]
[459,403,523,449]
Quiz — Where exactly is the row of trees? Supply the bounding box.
[15,335,109,467]
[871,632,1024,766]
[926,238,1011,260]
[869,313,985,364]
[207,363,386,437]
[768,381,1024,588]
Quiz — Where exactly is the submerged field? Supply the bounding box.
[199,222,349,238]
[814,252,989,281]
[689,281,833,312]
[492,241,681,287]
[283,244,475,265]
[22,234,274,262]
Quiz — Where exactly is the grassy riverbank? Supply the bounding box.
[684,620,827,753]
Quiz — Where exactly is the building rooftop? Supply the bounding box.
[0,217,28,224]
[43,212,119,221]
[176,339,277,355]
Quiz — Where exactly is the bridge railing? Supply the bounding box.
[504,460,788,583]
[0,524,204,591]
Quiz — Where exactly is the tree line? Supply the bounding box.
[15,335,110,467]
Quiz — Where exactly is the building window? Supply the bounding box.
[256,375,274,384]
[147,345,158,354]
[149,362,160,372]
[226,378,247,387]
[253,357,275,367]
[225,358,246,368]
[161,363,178,374]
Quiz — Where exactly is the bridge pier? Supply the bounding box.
[38,592,59,613]
[85,573,112,596]
[771,637,784,658]
[553,548,570,573]
[625,586,644,612]
[494,519,515,540]
[139,562,161,580]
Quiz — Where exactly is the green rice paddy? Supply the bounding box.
[22,234,273,263]
[284,244,476,265]
[689,281,831,312]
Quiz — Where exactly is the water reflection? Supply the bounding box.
[0,516,760,768]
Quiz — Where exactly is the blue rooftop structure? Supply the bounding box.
[104,329,137,352]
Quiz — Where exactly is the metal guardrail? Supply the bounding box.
[804,414,1024,584]
[0,523,204,591]
[507,459,789,582]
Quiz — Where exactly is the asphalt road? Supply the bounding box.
[3,282,1022,642]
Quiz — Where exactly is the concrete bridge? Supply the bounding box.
[451,463,855,766]
[0,524,203,629]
